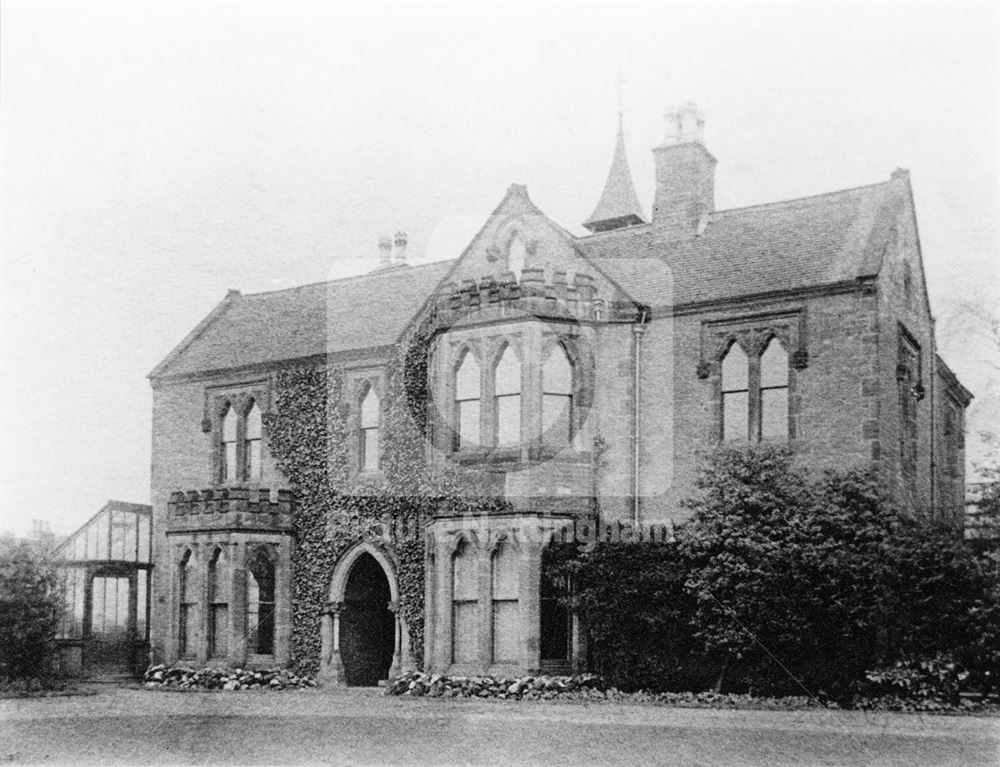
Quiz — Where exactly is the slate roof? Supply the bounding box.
[152,174,909,379]
[151,261,454,378]
[578,178,902,308]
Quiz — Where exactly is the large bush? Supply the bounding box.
[558,445,1000,700]
[0,539,62,681]
[545,541,712,693]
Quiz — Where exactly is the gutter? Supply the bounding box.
[632,307,650,528]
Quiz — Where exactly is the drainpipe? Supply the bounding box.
[929,317,936,515]
[632,307,650,528]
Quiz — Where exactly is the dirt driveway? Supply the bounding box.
[2,685,998,766]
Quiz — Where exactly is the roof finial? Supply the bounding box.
[617,71,624,129]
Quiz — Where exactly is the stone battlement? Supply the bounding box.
[166,487,294,533]
[431,269,630,327]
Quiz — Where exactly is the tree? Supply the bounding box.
[0,539,62,680]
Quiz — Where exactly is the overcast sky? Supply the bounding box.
[1,0,997,536]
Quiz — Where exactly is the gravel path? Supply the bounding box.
[2,685,998,765]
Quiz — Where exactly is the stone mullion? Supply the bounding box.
[230,540,247,665]
[482,344,496,448]
[434,539,453,670]
[274,542,291,664]
[748,340,762,442]
[524,328,543,460]
[236,401,248,483]
[477,544,492,668]
[199,543,211,664]
[522,533,542,674]
[423,541,435,670]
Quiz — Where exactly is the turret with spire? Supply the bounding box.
[583,115,647,233]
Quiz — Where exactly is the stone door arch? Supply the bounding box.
[319,542,409,686]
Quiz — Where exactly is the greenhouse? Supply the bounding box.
[55,500,152,676]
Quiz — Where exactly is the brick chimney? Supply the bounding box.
[651,102,717,234]
[378,235,392,268]
[393,231,408,265]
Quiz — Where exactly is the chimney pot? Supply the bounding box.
[393,231,408,264]
[378,235,392,267]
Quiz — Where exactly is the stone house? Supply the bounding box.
[147,103,972,684]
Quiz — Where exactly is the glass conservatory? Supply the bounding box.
[55,501,152,676]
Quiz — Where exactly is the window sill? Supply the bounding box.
[451,446,592,468]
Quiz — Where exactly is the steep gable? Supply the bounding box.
[432,183,638,308]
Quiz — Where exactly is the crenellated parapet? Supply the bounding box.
[429,269,633,329]
[166,487,294,533]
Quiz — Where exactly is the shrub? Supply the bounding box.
[863,654,968,705]
[0,540,62,681]
[545,541,718,693]
[560,445,1000,699]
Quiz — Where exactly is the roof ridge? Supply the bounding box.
[243,259,456,298]
[714,179,891,216]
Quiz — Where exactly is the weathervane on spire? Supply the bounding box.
[617,71,624,128]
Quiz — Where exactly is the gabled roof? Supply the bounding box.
[579,177,902,308]
[150,261,454,379]
[152,172,914,380]
[583,121,647,233]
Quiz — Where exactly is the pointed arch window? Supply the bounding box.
[451,539,478,664]
[542,345,574,446]
[507,235,526,280]
[455,352,480,450]
[721,344,750,442]
[221,404,238,482]
[491,540,520,663]
[178,549,194,657]
[494,347,521,447]
[759,339,789,439]
[244,401,262,481]
[359,387,380,471]
[207,548,229,658]
[247,549,275,655]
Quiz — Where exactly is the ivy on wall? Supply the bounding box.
[266,325,508,675]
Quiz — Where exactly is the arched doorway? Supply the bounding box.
[340,553,395,686]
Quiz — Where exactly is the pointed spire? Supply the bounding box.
[583,119,647,233]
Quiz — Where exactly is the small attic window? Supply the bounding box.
[902,262,913,303]
[507,236,526,280]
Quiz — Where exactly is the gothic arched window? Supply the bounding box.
[542,345,573,446]
[721,343,749,442]
[494,347,521,447]
[455,351,480,450]
[247,549,276,655]
[244,401,262,481]
[451,538,478,664]
[759,339,789,439]
[221,404,238,481]
[178,549,194,657]
[359,387,380,471]
[507,235,526,279]
[207,547,228,658]
[491,540,520,663]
